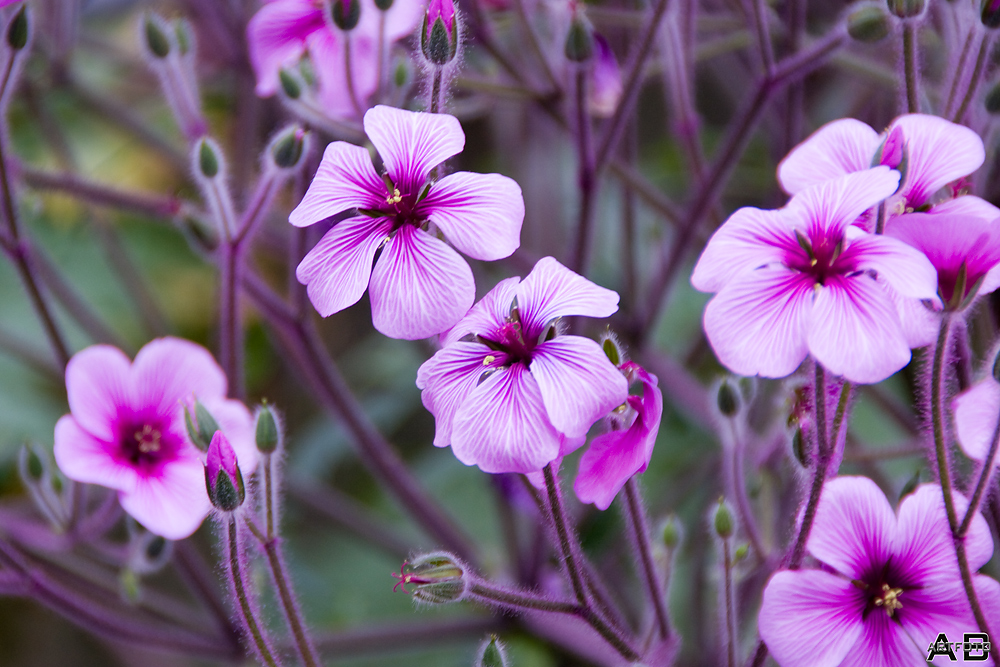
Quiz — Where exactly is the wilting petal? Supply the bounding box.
[247,0,325,97]
[530,336,628,439]
[703,265,813,378]
[296,215,392,317]
[364,105,465,193]
[806,476,897,580]
[131,338,228,417]
[807,274,910,384]
[849,609,926,667]
[118,453,211,540]
[516,257,620,334]
[843,232,938,300]
[787,168,900,237]
[691,207,796,293]
[953,377,1000,466]
[64,345,131,442]
[441,276,520,347]
[759,570,865,667]
[893,114,985,207]
[420,171,524,261]
[416,342,506,448]
[451,364,562,473]
[54,416,136,491]
[368,225,475,339]
[777,118,881,195]
[289,142,385,227]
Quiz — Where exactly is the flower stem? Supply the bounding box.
[468,580,579,615]
[952,32,991,124]
[225,518,281,667]
[344,34,365,119]
[788,363,831,570]
[543,463,586,605]
[724,418,766,560]
[722,538,736,667]
[902,21,919,113]
[945,29,975,118]
[264,454,276,539]
[624,478,671,639]
[429,68,443,115]
[571,67,596,276]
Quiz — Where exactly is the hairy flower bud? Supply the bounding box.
[983,0,1000,29]
[375,0,394,9]
[714,499,734,539]
[564,14,594,63]
[391,552,467,603]
[184,399,220,451]
[279,68,302,99]
[205,431,245,512]
[254,404,281,454]
[660,514,681,550]
[734,543,750,563]
[197,139,219,178]
[421,0,458,66]
[716,380,740,417]
[888,0,924,19]
[847,5,890,43]
[7,5,28,51]
[478,636,509,667]
[331,0,361,31]
[269,126,308,170]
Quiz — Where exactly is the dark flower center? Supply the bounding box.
[854,557,919,621]
[117,417,183,470]
[786,229,854,286]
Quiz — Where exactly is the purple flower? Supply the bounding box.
[416,257,628,473]
[953,376,1000,470]
[290,105,524,339]
[691,168,938,383]
[759,476,1000,667]
[574,361,662,510]
[53,338,257,540]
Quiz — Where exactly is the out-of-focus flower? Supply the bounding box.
[53,338,257,540]
[692,168,937,383]
[246,0,422,119]
[574,361,662,510]
[416,257,628,473]
[587,35,621,118]
[759,477,1000,667]
[953,375,1000,470]
[290,105,524,339]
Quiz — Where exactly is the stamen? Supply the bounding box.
[483,355,495,366]
[386,187,402,205]
[134,424,162,454]
[874,583,904,617]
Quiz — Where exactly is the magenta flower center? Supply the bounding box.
[115,416,183,471]
[373,180,427,232]
[856,559,916,621]
[785,230,853,286]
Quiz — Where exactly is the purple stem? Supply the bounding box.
[570,68,596,276]
[722,418,766,560]
[623,478,671,639]
[952,32,992,124]
[222,517,282,667]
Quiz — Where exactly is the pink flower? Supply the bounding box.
[953,375,1000,470]
[759,476,1000,667]
[246,0,422,119]
[691,168,938,383]
[290,105,524,339]
[53,338,257,540]
[415,257,628,473]
[574,362,662,510]
[587,35,622,118]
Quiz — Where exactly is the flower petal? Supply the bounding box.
[64,345,132,442]
[758,569,865,667]
[130,338,228,417]
[363,105,465,193]
[883,278,939,349]
[451,364,562,473]
[516,257,620,335]
[311,28,379,120]
[807,274,910,384]
[420,171,524,261]
[117,452,211,540]
[296,215,392,317]
[702,265,813,378]
[777,118,881,195]
[786,167,900,237]
[289,142,385,227]
[928,194,1000,221]
[246,0,324,98]
[691,207,797,293]
[953,377,1000,466]
[806,476,897,580]
[893,114,985,207]
[368,225,475,339]
[440,276,521,347]
[848,608,926,667]
[54,415,137,492]
[379,0,424,39]
[843,232,938,300]
[898,581,991,666]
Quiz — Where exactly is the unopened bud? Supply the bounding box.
[716,380,740,417]
[660,514,681,550]
[600,333,623,367]
[143,15,171,59]
[993,351,1000,382]
[564,15,594,63]
[984,0,1000,28]
[173,19,192,55]
[392,552,467,604]
[871,126,907,186]
[421,0,458,66]
[847,5,890,42]
[20,444,44,482]
[888,0,924,19]
[478,636,509,667]
[394,57,412,88]
[255,405,281,454]
[734,543,750,562]
[127,526,173,575]
[270,126,307,170]
[375,0,394,9]
[279,68,302,99]
[184,400,220,451]
[986,82,1000,114]
[7,5,28,51]
[205,432,245,512]
[791,428,807,467]
[331,0,361,31]
[714,499,734,539]
[197,139,219,178]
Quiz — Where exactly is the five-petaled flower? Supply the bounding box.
[290,105,524,340]
[53,338,258,540]
[416,257,628,473]
[759,476,1000,667]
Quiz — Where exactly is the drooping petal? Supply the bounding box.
[295,215,392,317]
[440,276,520,347]
[786,167,900,237]
[777,118,881,195]
[847,608,927,667]
[529,336,629,439]
[758,570,865,667]
[702,265,813,379]
[64,345,132,442]
[53,416,137,492]
[419,171,524,261]
[892,114,986,207]
[953,377,1000,466]
[690,207,797,293]
[807,274,910,384]
[246,0,325,98]
[843,232,938,301]
[131,338,228,417]
[368,225,475,339]
[806,476,897,580]
[451,364,562,473]
[516,257,620,335]
[117,453,211,540]
[289,142,385,227]
[363,105,465,194]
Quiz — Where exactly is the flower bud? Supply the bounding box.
[19,443,70,529]
[983,0,1000,29]
[7,5,28,51]
[184,399,220,451]
[269,126,308,170]
[734,543,750,563]
[600,332,624,367]
[985,82,1000,114]
[255,404,281,454]
[421,0,458,66]
[565,14,594,63]
[847,4,890,43]
[391,552,467,604]
[588,34,622,117]
[713,499,734,539]
[791,427,807,467]
[478,636,509,667]
[331,0,361,31]
[19,443,44,482]
[173,19,192,56]
[143,14,171,59]
[716,380,740,417]
[205,431,245,512]
[126,523,173,575]
[660,514,681,550]
[279,68,302,99]
[872,125,906,176]
[887,0,924,19]
[375,0,394,9]
[197,139,219,178]
[993,350,1000,383]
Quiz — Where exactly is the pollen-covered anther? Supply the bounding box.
[134,425,162,453]
[483,355,495,366]
[874,583,904,617]
[386,187,402,205]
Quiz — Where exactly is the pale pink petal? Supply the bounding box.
[54,416,137,492]
[702,265,813,378]
[806,476,897,580]
[289,142,385,228]
[420,171,524,261]
[845,610,926,667]
[379,0,425,40]
[899,583,987,666]
[516,257,620,334]
[928,194,1000,221]
[368,225,475,339]
[117,452,211,540]
[690,207,796,293]
[416,342,506,448]
[451,364,562,473]
[198,397,258,477]
[64,345,132,442]
[953,377,1000,466]
[363,105,465,193]
[981,264,1000,296]
[892,114,986,207]
[807,274,910,384]
[529,336,628,439]
[844,233,938,300]
[131,338,228,418]
[246,0,324,98]
[786,167,900,236]
[777,118,881,195]
[440,276,520,347]
[759,569,865,667]
[314,29,379,119]
[885,280,939,349]
[295,215,392,317]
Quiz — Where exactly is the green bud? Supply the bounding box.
[392,552,467,604]
[174,20,191,55]
[717,380,740,417]
[714,499,734,539]
[207,465,244,511]
[394,58,411,88]
[198,140,219,178]
[255,405,280,453]
[331,0,361,31]
[887,0,925,19]
[791,428,807,467]
[734,543,750,563]
[564,16,594,63]
[660,514,681,550]
[602,335,622,367]
[375,0,394,9]
[120,568,141,604]
[279,68,301,99]
[184,400,220,451]
[7,6,28,51]
[847,5,890,43]
[271,127,306,169]
[985,82,1000,114]
[144,16,171,59]
[422,17,456,66]
[478,636,508,667]
[23,445,43,481]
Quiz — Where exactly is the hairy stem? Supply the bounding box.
[226,518,281,667]
[902,21,919,113]
[624,478,671,639]
[543,463,587,605]
[571,68,596,276]
[723,538,736,667]
[952,33,991,124]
